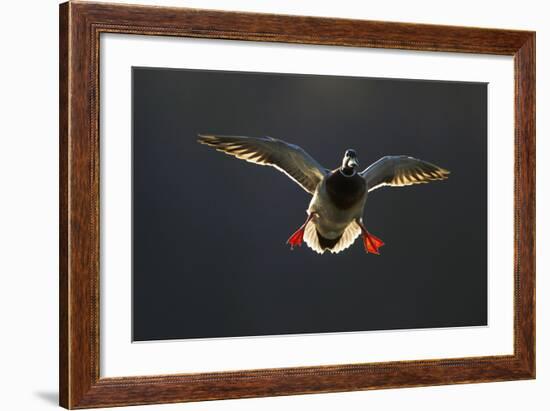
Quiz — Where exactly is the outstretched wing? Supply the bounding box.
[360,155,450,192]
[197,134,327,194]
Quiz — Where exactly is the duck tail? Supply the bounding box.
[302,221,325,254]
[317,233,341,250]
[303,222,361,254]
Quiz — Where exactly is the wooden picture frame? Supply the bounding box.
[59,1,535,408]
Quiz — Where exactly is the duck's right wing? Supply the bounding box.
[360,155,450,192]
[197,134,327,194]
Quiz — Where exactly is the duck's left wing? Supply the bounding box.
[197,134,327,194]
[360,156,450,192]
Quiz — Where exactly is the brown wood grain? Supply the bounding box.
[59,1,535,408]
[59,2,69,407]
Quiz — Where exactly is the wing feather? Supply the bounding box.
[197,134,327,194]
[361,156,450,192]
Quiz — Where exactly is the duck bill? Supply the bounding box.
[348,157,359,168]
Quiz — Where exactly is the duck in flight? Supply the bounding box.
[197,134,449,255]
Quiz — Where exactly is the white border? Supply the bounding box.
[100,33,514,377]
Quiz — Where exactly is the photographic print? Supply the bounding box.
[132,67,487,342]
[60,4,536,406]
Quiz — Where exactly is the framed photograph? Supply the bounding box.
[59,1,535,409]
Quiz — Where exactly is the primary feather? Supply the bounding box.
[197,134,327,194]
[360,155,450,192]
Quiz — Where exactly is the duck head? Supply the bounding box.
[340,149,359,176]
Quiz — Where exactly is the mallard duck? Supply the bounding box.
[197,134,449,255]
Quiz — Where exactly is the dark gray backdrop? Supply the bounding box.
[132,67,487,341]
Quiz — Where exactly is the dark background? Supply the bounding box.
[132,67,487,341]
